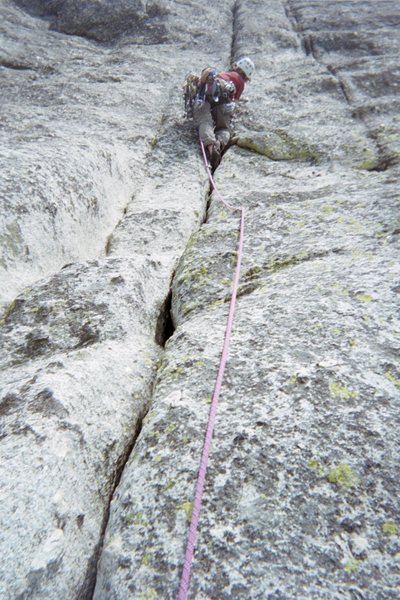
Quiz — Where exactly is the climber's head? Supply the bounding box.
[233,57,255,81]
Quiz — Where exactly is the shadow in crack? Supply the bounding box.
[155,289,175,347]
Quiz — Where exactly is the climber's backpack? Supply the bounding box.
[183,67,237,119]
[183,67,221,119]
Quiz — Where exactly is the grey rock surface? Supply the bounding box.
[1,0,230,597]
[13,0,169,43]
[1,0,399,599]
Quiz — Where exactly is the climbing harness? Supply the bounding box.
[178,138,245,599]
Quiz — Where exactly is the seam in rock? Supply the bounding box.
[200,0,240,226]
[103,105,171,256]
[326,65,352,105]
[284,0,353,106]
[85,412,145,599]
[89,119,232,589]
[283,2,310,56]
[88,37,239,590]
[365,131,400,172]
[93,97,216,585]
[302,34,316,59]
[202,183,213,225]
[230,247,347,300]
[0,59,33,71]
[230,0,240,63]
[87,283,177,597]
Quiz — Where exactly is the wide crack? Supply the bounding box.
[84,284,176,599]
[155,288,175,347]
[87,178,207,597]
[86,12,242,592]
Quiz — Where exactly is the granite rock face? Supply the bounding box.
[13,0,169,43]
[1,0,399,599]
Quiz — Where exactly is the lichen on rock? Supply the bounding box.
[1,0,400,599]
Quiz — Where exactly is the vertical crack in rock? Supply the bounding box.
[302,34,315,58]
[230,0,240,63]
[326,65,352,105]
[284,2,309,55]
[202,183,213,225]
[284,0,352,104]
[82,15,242,585]
[155,288,175,347]
[85,414,145,600]
[104,106,172,257]
[89,125,224,592]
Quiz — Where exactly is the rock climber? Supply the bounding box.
[192,57,255,169]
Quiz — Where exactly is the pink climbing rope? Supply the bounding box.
[178,139,245,599]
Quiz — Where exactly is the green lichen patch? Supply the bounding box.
[147,430,160,441]
[237,129,320,163]
[327,463,359,489]
[384,371,400,387]
[139,589,157,600]
[209,298,224,310]
[125,511,149,527]
[382,521,398,536]
[332,325,343,335]
[143,409,158,423]
[355,292,373,303]
[165,423,177,434]
[329,382,358,401]
[0,299,18,324]
[141,553,151,567]
[179,264,209,288]
[344,559,362,573]
[344,139,379,171]
[244,265,263,280]
[166,365,185,379]
[162,480,176,492]
[356,151,380,171]
[308,459,325,476]
[176,501,193,523]
[244,255,307,283]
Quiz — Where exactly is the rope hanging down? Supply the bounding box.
[178,139,245,599]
